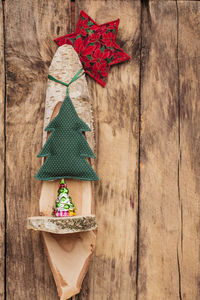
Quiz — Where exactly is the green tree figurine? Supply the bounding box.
[54,179,76,217]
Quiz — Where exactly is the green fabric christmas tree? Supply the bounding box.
[35,90,98,181]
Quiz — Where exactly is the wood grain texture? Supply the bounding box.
[75,1,141,299]
[178,2,200,299]
[0,1,5,299]
[3,1,200,299]
[4,1,71,299]
[138,1,181,299]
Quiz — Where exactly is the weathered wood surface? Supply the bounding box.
[4,0,71,299]
[75,1,140,299]
[0,1,5,299]
[138,1,200,300]
[1,0,200,299]
[138,2,181,299]
[178,2,200,298]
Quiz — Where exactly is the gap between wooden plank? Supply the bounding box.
[175,1,183,299]
[0,0,6,299]
[135,2,143,299]
[136,1,152,298]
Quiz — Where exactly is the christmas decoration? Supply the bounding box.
[53,179,76,217]
[28,45,98,300]
[54,10,130,87]
[35,68,98,181]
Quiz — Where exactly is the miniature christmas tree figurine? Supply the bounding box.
[53,179,76,217]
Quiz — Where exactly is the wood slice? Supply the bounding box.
[28,44,97,299]
[27,215,97,234]
[42,231,96,300]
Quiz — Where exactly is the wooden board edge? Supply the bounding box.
[0,1,5,299]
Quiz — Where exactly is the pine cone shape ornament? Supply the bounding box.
[53,179,76,217]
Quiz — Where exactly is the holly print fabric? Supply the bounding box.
[54,10,130,87]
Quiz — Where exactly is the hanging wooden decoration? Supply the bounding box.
[27,44,98,300]
[27,10,130,299]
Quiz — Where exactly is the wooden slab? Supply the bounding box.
[27,215,97,234]
[33,44,97,299]
[138,2,181,299]
[0,1,5,299]
[42,231,96,300]
[178,2,200,299]
[74,2,141,299]
[4,0,71,299]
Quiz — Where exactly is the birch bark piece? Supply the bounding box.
[27,44,97,299]
[27,215,97,234]
[43,44,95,151]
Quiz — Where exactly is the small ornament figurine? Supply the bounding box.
[53,179,76,217]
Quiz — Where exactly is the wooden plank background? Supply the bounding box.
[139,2,181,299]
[1,0,200,299]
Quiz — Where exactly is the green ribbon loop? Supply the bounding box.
[48,67,84,96]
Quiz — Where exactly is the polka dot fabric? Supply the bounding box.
[35,92,98,181]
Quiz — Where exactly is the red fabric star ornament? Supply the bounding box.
[54,10,131,87]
